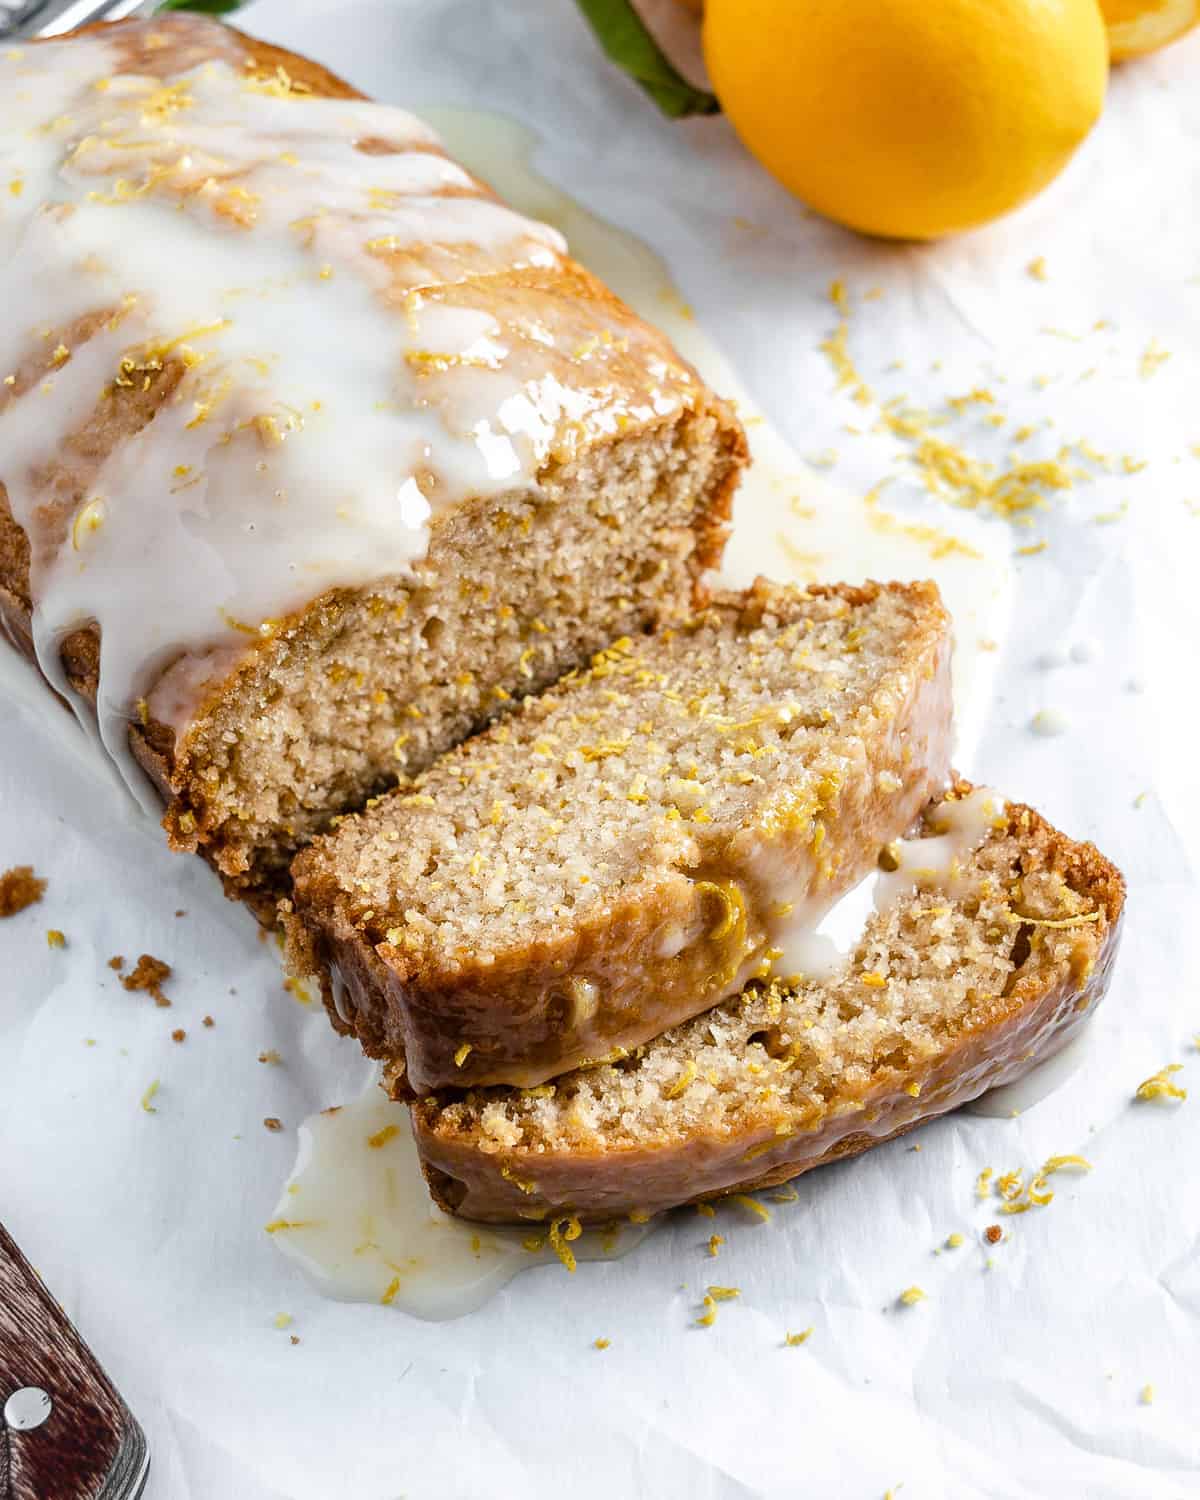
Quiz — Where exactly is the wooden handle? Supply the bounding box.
[0,1224,148,1500]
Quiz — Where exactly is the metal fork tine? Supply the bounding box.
[0,0,161,40]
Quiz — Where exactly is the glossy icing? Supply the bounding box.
[0,20,693,794]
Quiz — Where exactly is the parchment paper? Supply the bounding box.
[2,4,1198,1495]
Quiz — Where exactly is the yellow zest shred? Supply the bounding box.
[733,1195,770,1222]
[380,1277,401,1306]
[454,1043,473,1068]
[945,1233,965,1249]
[664,1060,698,1100]
[707,1285,740,1302]
[1135,1064,1186,1103]
[46,929,65,948]
[140,1080,160,1113]
[593,1338,610,1350]
[707,1235,725,1258]
[696,1295,717,1327]
[367,1124,399,1149]
[898,1286,927,1306]
[785,1327,813,1347]
[549,1216,582,1272]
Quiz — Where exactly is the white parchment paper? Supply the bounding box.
[2,4,1199,1496]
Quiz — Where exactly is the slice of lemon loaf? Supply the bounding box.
[287,579,953,1093]
[411,785,1125,1223]
[0,18,744,917]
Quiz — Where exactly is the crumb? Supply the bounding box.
[273,1312,293,1329]
[784,1328,813,1347]
[263,1117,283,1132]
[1027,256,1048,281]
[593,1337,610,1350]
[945,1232,965,1249]
[0,866,46,917]
[289,1335,300,1345]
[121,953,172,1007]
[171,1028,186,1043]
[46,929,65,948]
[258,1049,282,1065]
[707,1234,725,1258]
[202,1014,215,1028]
[174,909,186,917]
[108,955,124,971]
[984,1225,1003,1245]
[898,1286,927,1307]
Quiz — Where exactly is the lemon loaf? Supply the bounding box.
[411,785,1125,1222]
[0,18,744,916]
[287,579,954,1093]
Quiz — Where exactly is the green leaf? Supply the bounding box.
[156,0,248,13]
[575,0,720,118]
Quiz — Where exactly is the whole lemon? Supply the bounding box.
[1099,0,1198,58]
[703,0,1109,240]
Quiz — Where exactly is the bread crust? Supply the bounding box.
[0,17,745,917]
[411,794,1126,1223]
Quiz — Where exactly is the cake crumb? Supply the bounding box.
[290,1334,300,1345]
[258,1049,282,1065]
[264,1117,283,1132]
[984,1224,1003,1245]
[593,1337,610,1351]
[784,1327,813,1347]
[202,1015,215,1028]
[108,955,124,971]
[171,1028,186,1044]
[46,929,65,948]
[121,953,172,1007]
[0,866,46,917]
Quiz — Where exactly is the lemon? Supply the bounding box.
[1100,0,1198,58]
[703,0,1108,241]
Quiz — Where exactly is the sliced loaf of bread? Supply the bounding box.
[286,580,953,1092]
[411,785,1125,1222]
[0,18,744,918]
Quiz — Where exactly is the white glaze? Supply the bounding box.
[270,1082,650,1321]
[965,1024,1095,1117]
[1031,708,1071,738]
[873,785,1002,912]
[0,25,601,798]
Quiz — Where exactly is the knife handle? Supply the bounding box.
[0,1224,148,1500]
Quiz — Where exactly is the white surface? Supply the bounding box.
[0,3,1198,1496]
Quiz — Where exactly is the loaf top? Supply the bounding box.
[0,17,716,781]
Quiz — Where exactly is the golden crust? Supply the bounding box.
[411,789,1126,1223]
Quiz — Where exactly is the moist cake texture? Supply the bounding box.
[287,579,953,1091]
[412,786,1125,1222]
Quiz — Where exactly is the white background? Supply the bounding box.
[2,3,1199,1496]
